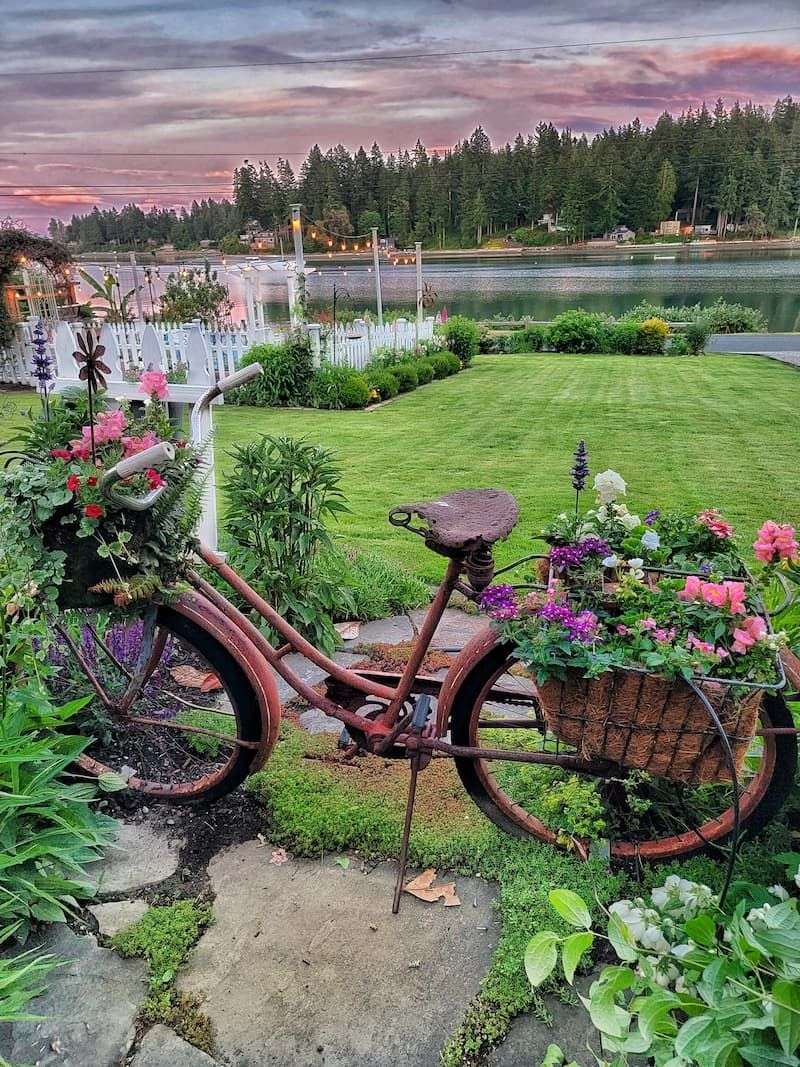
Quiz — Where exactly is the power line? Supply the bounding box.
[0,25,797,78]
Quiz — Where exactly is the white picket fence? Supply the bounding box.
[0,315,436,387]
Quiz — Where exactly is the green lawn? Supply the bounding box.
[5,353,800,582]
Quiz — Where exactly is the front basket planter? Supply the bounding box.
[537,668,762,785]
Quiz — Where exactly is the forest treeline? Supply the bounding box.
[50,98,800,251]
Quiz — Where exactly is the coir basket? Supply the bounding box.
[536,668,762,785]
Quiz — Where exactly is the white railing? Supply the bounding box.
[0,315,437,387]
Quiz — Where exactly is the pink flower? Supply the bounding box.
[122,430,159,458]
[688,634,716,655]
[640,618,657,631]
[615,624,631,636]
[68,438,91,461]
[139,370,169,401]
[94,409,127,443]
[700,582,728,608]
[50,448,71,460]
[697,508,734,539]
[653,627,676,643]
[731,615,768,655]
[679,575,703,601]
[145,468,165,490]
[754,520,799,564]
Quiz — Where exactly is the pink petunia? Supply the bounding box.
[700,582,728,608]
[122,430,159,458]
[697,508,734,539]
[724,581,747,615]
[732,615,768,654]
[754,520,799,564]
[139,370,169,401]
[687,634,716,655]
[679,575,703,601]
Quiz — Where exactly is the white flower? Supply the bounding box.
[769,884,790,901]
[641,530,660,550]
[620,511,642,531]
[671,943,693,958]
[629,557,644,569]
[795,870,800,891]
[602,555,620,568]
[594,469,627,504]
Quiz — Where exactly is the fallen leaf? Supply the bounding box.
[170,665,222,692]
[403,868,461,907]
[334,620,361,640]
[334,856,350,869]
[270,847,289,866]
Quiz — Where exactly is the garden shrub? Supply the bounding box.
[509,324,546,353]
[427,354,451,379]
[390,362,419,392]
[439,315,480,365]
[547,310,610,353]
[636,316,670,354]
[309,363,370,410]
[370,345,404,368]
[609,319,641,355]
[684,318,710,354]
[416,338,445,359]
[667,334,692,356]
[441,352,462,375]
[412,358,434,385]
[231,333,315,407]
[220,435,353,654]
[365,367,399,401]
[622,298,767,334]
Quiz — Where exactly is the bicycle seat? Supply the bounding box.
[389,489,519,552]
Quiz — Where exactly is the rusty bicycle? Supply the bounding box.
[54,363,800,907]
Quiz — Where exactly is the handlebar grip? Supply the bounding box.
[115,441,176,480]
[217,363,262,394]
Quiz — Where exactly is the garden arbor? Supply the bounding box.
[0,226,72,345]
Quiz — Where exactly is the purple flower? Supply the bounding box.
[480,584,519,621]
[644,510,660,526]
[537,600,599,644]
[550,537,611,571]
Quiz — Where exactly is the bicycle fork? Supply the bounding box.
[392,693,434,914]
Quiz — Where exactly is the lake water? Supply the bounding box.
[79,247,800,331]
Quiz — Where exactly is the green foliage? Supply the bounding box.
[683,318,711,354]
[113,901,215,1054]
[231,335,315,407]
[509,324,546,353]
[439,315,480,365]
[623,298,767,334]
[0,687,117,937]
[365,367,400,401]
[113,901,212,992]
[158,263,232,324]
[411,358,434,385]
[221,434,350,654]
[219,232,249,254]
[0,228,71,345]
[547,310,611,354]
[609,317,670,355]
[314,543,429,621]
[0,929,60,1024]
[175,708,235,758]
[77,268,138,324]
[526,879,800,1066]
[389,361,419,392]
[309,363,370,410]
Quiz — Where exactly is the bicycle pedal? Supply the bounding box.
[411,693,433,731]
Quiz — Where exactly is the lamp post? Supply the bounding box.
[415,241,423,344]
[290,204,306,320]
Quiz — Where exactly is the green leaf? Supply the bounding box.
[30,900,66,923]
[524,931,560,988]
[561,932,594,984]
[674,1014,718,1061]
[588,985,631,1039]
[636,990,680,1043]
[740,1044,800,1067]
[684,914,717,947]
[548,889,592,929]
[334,856,350,869]
[97,772,128,793]
[608,912,639,961]
[773,979,800,1055]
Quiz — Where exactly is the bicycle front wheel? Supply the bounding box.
[449,639,797,861]
[51,594,277,802]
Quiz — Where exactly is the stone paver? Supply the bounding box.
[409,606,484,649]
[344,614,414,647]
[131,1025,218,1067]
[489,979,600,1067]
[9,925,146,1067]
[178,840,498,1066]
[273,651,363,705]
[88,819,184,895]
[89,898,149,938]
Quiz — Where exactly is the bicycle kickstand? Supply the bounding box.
[392,694,433,915]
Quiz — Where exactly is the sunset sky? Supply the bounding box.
[3,1,799,230]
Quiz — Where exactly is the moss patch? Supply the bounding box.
[113,900,214,1054]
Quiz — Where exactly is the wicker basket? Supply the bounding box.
[537,668,762,785]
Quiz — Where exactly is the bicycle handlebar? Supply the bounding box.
[101,441,176,511]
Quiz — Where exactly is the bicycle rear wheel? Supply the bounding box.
[449,639,797,860]
[51,595,277,802]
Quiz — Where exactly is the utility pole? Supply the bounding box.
[290,204,306,320]
[690,170,701,229]
[415,242,423,344]
[372,227,383,327]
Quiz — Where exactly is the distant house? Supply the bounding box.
[605,225,635,242]
[693,224,714,237]
[658,220,681,237]
[241,229,276,252]
[538,212,567,233]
